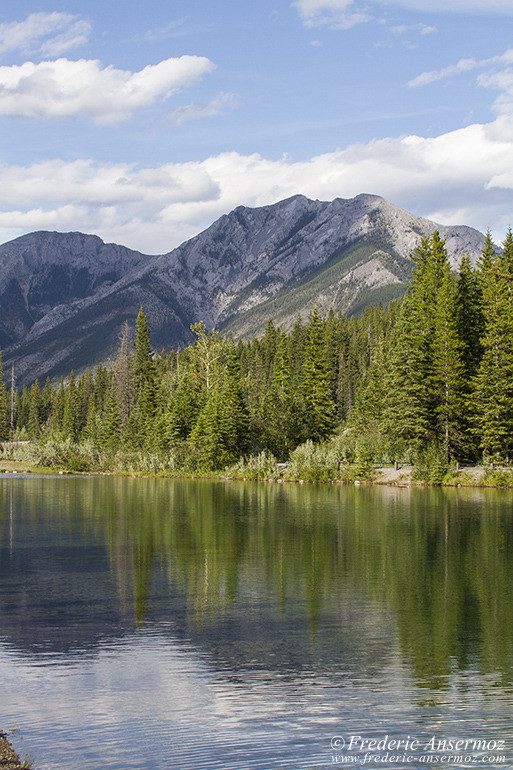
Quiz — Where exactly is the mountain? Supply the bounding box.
[0,193,486,384]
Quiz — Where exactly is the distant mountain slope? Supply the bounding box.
[0,194,486,384]
[0,231,149,350]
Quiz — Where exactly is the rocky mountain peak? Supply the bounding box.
[0,193,488,384]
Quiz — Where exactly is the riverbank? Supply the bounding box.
[0,448,505,488]
[0,459,36,473]
[372,465,486,486]
[0,732,29,769]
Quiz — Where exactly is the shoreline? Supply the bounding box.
[0,457,503,488]
[0,732,28,769]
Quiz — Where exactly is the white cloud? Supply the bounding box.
[293,0,370,29]
[293,0,513,29]
[408,58,477,88]
[408,48,513,89]
[389,0,513,11]
[479,69,513,115]
[0,13,91,57]
[143,18,191,43]
[167,93,237,125]
[1,108,513,253]
[0,56,216,124]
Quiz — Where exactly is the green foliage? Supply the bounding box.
[5,225,513,479]
[227,450,279,480]
[0,351,10,441]
[473,255,513,457]
[285,440,339,482]
[411,441,450,485]
[284,438,375,483]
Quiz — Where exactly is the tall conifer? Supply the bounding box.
[473,248,513,458]
[0,352,10,441]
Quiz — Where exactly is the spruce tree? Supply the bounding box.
[115,321,136,428]
[431,261,465,459]
[502,227,513,278]
[62,371,78,439]
[456,254,484,381]
[0,351,10,441]
[41,378,54,427]
[301,306,334,442]
[51,380,66,432]
[384,232,450,456]
[101,387,122,448]
[478,229,497,272]
[134,308,157,441]
[384,292,433,454]
[473,252,513,458]
[220,344,249,458]
[27,380,43,438]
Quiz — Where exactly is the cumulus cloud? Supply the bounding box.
[0,12,91,57]
[1,108,513,253]
[0,56,216,124]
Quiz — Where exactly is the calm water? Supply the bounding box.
[0,476,512,769]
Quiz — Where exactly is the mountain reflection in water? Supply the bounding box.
[0,477,512,769]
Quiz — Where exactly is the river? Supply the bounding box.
[0,475,512,769]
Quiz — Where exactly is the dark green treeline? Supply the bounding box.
[2,229,513,467]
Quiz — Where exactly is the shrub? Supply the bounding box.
[226,450,278,480]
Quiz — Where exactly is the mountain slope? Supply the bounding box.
[0,194,486,384]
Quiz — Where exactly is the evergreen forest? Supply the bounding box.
[2,229,513,476]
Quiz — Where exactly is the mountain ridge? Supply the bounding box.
[0,193,486,384]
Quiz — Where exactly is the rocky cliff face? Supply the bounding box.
[0,194,486,384]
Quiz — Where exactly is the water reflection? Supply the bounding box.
[1,478,513,693]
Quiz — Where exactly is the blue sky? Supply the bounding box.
[0,0,512,252]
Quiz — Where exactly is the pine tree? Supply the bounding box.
[220,344,249,458]
[101,387,122,448]
[115,321,136,428]
[188,385,227,470]
[51,379,66,431]
[384,233,450,455]
[133,308,157,441]
[27,380,43,438]
[431,261,465,459]
[272,331,291,399]
[76,370,94,436]
[478,229,497,272]
[62,371,78,439]
[301,306,335,442]
[41,378,54,427]
[134,309,154,387]
[384,292,433,454]
[0,351,10,441]
[260,318,279,385]
[473,252,513,458]
[457,254,484,381]
[502,227,513,278]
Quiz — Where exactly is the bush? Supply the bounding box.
[226,450,279,480]
[411,442,450,485]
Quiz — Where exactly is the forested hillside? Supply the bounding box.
[0,194,485,385]
[1,228,513,472]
